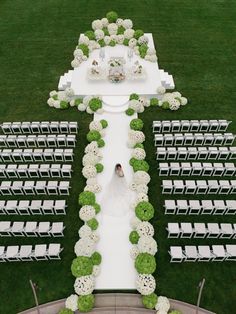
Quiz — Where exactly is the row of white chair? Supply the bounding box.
[156,146,236,161]
[0,134,76,148]
[164,200,236,215]
[159,162,236,177]
[162,179,236,194]
[0,180,70,196]
[0,148,74,163]
[0,200,66,215]
[1,121,78,134]
[153,120,231,133]
[0,243,63,262]
[154,133,235,146]
[167,222,236,239]
[169,245,236,262]
[0,164,72,179]
[0,221,65,237]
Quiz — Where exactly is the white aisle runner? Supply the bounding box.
[94,106,137,289]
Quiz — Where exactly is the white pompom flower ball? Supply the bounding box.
[133,171,150,185]
[124,29,135,39]
[47,98,55,107]
[101,17,109,27]
[117,34,124,44]
[108,23,118,35]
[169,98,180,111]
[49,90,57,97]
[123,19,133,29]
[129,38,137,48]
[71,59,81,68]
[95,29,105,40]
[74,237,96,257]
[116,18,124,26]
[180,97,188,106]
[79,35,90,46]
[82,165,97,179]
[136,274,156,295]
[137,236,158,255]
[138,35,149,45]
[172,91,182,98]
[155,296,170,312]
[157,86,166,95]
[132,148,146,160]
[74,49,84,58]
[136,221,155,237]
[104,36,111,45]
[65,294,78,311]
[79,205,96,222]
[74,275,95,295]
[130,245,139,259]
[78,103,87,111]
[89,121,103,132]
[92,19,103,30]
[78,224,92,238]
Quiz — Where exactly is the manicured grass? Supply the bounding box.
[0,1,235,313]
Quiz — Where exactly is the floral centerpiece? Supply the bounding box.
[108,57,126,83]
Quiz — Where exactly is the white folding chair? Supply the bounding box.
[47,243,63,260]
[156,148,166,160]
[23,181,35,195]
[224,133,235,146]
[174,134,184,146]
[196,180,208,194]
[0,165,7,179]
[30,200,42,215]
[181,120,190,132]
[192,162,202,176]
[177,147,187,160]
[34,181,46,195]
[22,149,33,162]
[1,122,12,134]
[6,246,20,261]
[18,200,30,215]
[154,134,164,146]
[1,149,13,162]
[229,147,236,160]
[61,164,72,178]
[33,149,44,162]
[173,180,185,194]
[204,133,214,146]
[162,121,171,133]
[198,246,214,262]
[17,135,27,148]
[57,134,67,147]
[54,200,66,215]
[187,147,198,160]
[11,181,24,196]
[54,149,64,162]
[40,121,50,133]
[180,222,193,238]
[37,222,51,237]
[24,221,38,237]
[0,181,12,196]
[213,163,225,176]
[212,245,226,261]
[167,223,180,238]
[169,246,185,263]
[50,164,61,178]
[170,162,181,176]
[37,135,47,148]
[0,221,11,236]
[190,120,200,132]
[42,200,54,215]
[47,135,57,148]
[162,180,173,194]
[201,200,214,215]
[17,165,28,179]
[50,222,65,237]
[0,201,6,215]
[225,245,236,261]
[69,121,78,134]
[19,245,33,261]
[11,122,21,134]
[176,200,189,215]
[34,244,48,260]
[214,133,224,146]
[167,148,177,160]
[164,200,176,215]
[164,134,174,146]
[224,163,236,176]
[58,181,70,195]
[12,149,23,162]
[21,122,31,134]
[199,120,209,132]
[5,200,18,215]
[184,246,198,262]
[185,180,196,194]
[197,147,208,159]
[209,120,219,132]
[213,200,226,215]
[6,164,18,179]
[11,222,25,237]
[50,121,60,133]
[153,121,162,133]
[207,180,220,194]
[184,133,194,146]
[28,164,39,178]
[27,135,37,148]
[0,246,6,262]
[218,147,229,160]
[202,163,213,176]
[180,162,192,176]
[208,147,219,160]
[230,180,236,194]
[207,223,220,238]
[220,223,234,239]
[219,180,231,194]
[193,223,208,238]
[225,200,236,215]
[159,163,169,176]
[194,133,204,146]
[44,148,54,161]
[219,120,231,132]
[39,164,50,178]
[189,200,201,215]
[47,181,58,195]
[171,120,181,132]
[31,122,40,133]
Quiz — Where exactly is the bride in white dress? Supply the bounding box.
[101,164,133,217]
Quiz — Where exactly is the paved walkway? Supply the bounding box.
[18,293,216,314]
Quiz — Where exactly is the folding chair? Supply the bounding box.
[54,149,64,162]
[50,164,61,177]
[19,245,33,261]
[17,165,28,178]
[208,147,219,160]
[201,200,214,215]
[224,163,236,176]
[194,133,204,146]
[199,120,209,132]
[28,164,40,178]
[190,120,200,132]
[27,135,37,148]
[1,122,12,134]
[230,180,236,194]
[43,149,54,162]
[193,223,208,238]
[180,222,193,238]
[39,164,50,178]
[218,120,231,132]
[21,122,31,134]
[192,162,203,176]
[61,164,72,178]
[11,222,25,237]
[7,135,17,148]
[187,147,198,160]
[189,200,201,215]
[47,135,57,148]
[0,221,12,236]
[57,135,67,147]
[167,223,180,238]
[34,244,48,260]
[22,149,33,162]
[164,200,176,215]
[225,245,236,261]
[154,134,164,146]
[58,181,70,195]
[162,120,171,133]
[229,147,236,160]
[174,134,184,146]
[17,135,27,148]
[37,222,51,237]
[167,148,177,160]
[220,223,234,239]
[159,163,169,176]
[225,200,236,215]
[47,243,63,260]
[213,163,225,176]
[180,162,192,176]
[204,133,214,146]
[0,165,7,179]
[156,148,166,160]
[47,181,58,195]
[212,245,226,261]
[196,180,208,194]
[50,121,60,133]
[42,200,54,215]
[153,121,162,133]
[30,200,42,215]
[181,120,190,132]
[35,181,47,195]
[198,246,214,262]
[0,181,12,196]
[219,180,231,194]
[5,246,20,261]
[24,222,38,237]
[12,149,23,162]
[23,181,35,195]
[209,120,219,132]
[40,121,50,133]
[176,200,189,215]
[184,246,199,262]
[169,246,185,263]
[170,162,181,176]
[50,222,65,237]
[207,180,220,194]
[69,121,78,134]
[214,134,224,146]
[185,180,197,194]
[177,147,187,160]
[18,200,30,215]
[184,133,194,146]
[33,149,44,162]
[1,149,13,162]
[5,200,18,215]
[171,120,181,133]
[11,122,21,134]
[54,200,66,215]
[173,180,185,194]
[224,133,235,146]
[198,147,208,159]
[207,223,220,238]
[31,122,40,133]
[162,180,173,194]
[164,134,174,146]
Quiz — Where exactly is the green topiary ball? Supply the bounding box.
[132,159,149,172]
[95,163,104,173]
[74,98,83,106]
[134,29,144,39]
[129,157,136,166]
[85,30,95,40]
[130,118,144,130]
[125,108,135,116]
[89,98,102,112]
[134,143,144,149]
[98,39,106,47]
[162,101,170,109]
[109,40,116,46]
[129,230,140,244]
[142,293,158,309]
[87,130,101,142]
[139,44,148,58]
[123,38,129,46]
[135,253,156,274]
[117,25,125,34]
[78,294,95,313]
[100,119,108,128]
[91,251,102,265]
[58,308,73,314]
[87,218,99,230]
[135,201,154,221]
[106,11,118,23]
[60,101,69,109]
[129,93,139,100]
[97,138,105,147]
[78,44,89,57]
[78,191,96,206]
[150,98,159,106]
[71,256,93,277]
[93,203,101,214]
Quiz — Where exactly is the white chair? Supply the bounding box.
[159,163,169,176]
[34,244,48,260]
[190,120,200,132]
[176,200,189,215]
[6,164,18,179]
[58,181,70,195]
[213,163,225,176]
[213,200,226,215]
[18,200,30,215]
[18,165,29,178]
[184,133,194,146]
[22,149,33,162]
[12,149,23,162]
[50,121,60,133]
[214,134,224,146]
[209,120,219,132]
[17,135,27,148]
[189,200,201,215]
[167,148,177,160]
[225,245,236,261]
[187,147,198,160]
[217,147,229,160]
[12,122,21,134]
[170,163,181,176]
[208,147,219,160]
[0,181,12,195]
[50,164,61,177]
[174,134,184,146]
[1,122,12,134]
[193,223,208,238]
[0,135,7,148]
[196,180,208,194]
[201,200,214,215]
[69,121,78,134]
[50,222,64,237]
[44,148,54,161]
[37,222,51,237]
[154,134,164,146]
[199,120,209,132]
[54,200,66,215]
[27,135,37,148]
[204,133,214,146]
[167,223,180,238]
[31,122,40,133]
[54,149,64,162]
[225,200,236,215]
[30,200,42,215]
[0,201,6,215]
[21,122,31,134]
[40,121,50,133]
[219,180,231,194]
[184,246,198,262]
[195,134,204,146]
[156,148,166,160]
[47,135,57,147]
[1,149,13,162]
[0,221,11,236]
[162,121,171,133]
[181,120,190,132]
[37,135,47,148]
[164,134,174,146]
[19,245,33,261]
[171,120,181,132]
[177,147,187,160]
[224,133,235,146]
[5,200,18,215]
[47,181,58,195]
[153,121,162,133]
[181,162,192,176]
[162,180,173,194]
[220,223,234,239]
[47,243,63,260]
[28,164,40,178]
[207,180,219,194]
[0,165,7,179]
[212,245,226,261]
[23,181,35,195]
[202,163,213,176]
[11,221,25,237]
[229,147,236,160]
[169,246,185,263]
[173,180,185,194]
[197,147,208,159]
[207,223,220,238]
[192,162,202,176]
[164,200,176,215]
[33,149,44,162]
[230,180,236,194]
[224,163,236,176]
[0,246,6,262]
[5,246,19,261]
[61,164,72,178]
[198,246,214,262]
[42,200,54,215]
[39,164,50,178]
[11,181,24,196]
[24,221,38,237]
[180,222,193,238]
[185,180,196,194]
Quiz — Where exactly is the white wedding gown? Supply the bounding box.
[101,171,133,217]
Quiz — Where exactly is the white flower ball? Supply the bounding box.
[108,23,118,35]
[135,184,148,194]
[172,91,182,98]
[92,265,101,277]
[57,91,69,102]
[116,18,124,26]
[89,121,103,132]
[110,34,118,42]
[104,36,111,45]
[78,103,86,111]
[128,130,145,144]
[180,97,188,106]
[74,237,96,257]
[86,106,94,114]
[169,98,180,111]
[129,99,143,113]
[130,245,139,259]
[155,296,170,312]
[130,216,142,229]
[82,165,97,179]
[156,86,166,95]
[65,294,78,311]
[117,34,124,44]
[78,224,92,238]
[85,141,99,154]
[74,49,84,58]
[89,231,100,243]
[136,274,156,295]
[65,87,74,98]
[89,40,99,51]
[53,100,60,109]
[95,29,105,40]
[82,153,99,166]
[86,178,98,186]
[123,19,133,29]
[133,171,150,185]
[129,38,137,48]
[136,221,154,237]
[79,205,96,222]
[47,98,55,107]
[136,193,149,203]
[138,236,158,255]
[138,35,149,45]
[124,29,135,39]
[92,19,103,30]
[101,17,109,27]
[79,35,90,46]
[49,90,57,97]
[74,275,95,295]
[84,184,101,194]
[132,148,146,160]
[71,59,81,68]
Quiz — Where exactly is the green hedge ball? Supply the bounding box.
[135,253,156,274]
[78,294,95,313]
[95,163,104,173]
[129,230,140,244]
[130,118,144,130]
[58,309,73,314]
[142,293,158,309]
[91,251,102,265]
[135,201,154,221]
[106,11,118,23]
[78,191,96,206]
[71,256,93,277]
[87,218,99,230]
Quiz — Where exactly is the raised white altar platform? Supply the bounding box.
[58,33,174,96]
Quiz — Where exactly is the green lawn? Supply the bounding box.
[0,1,236,313]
